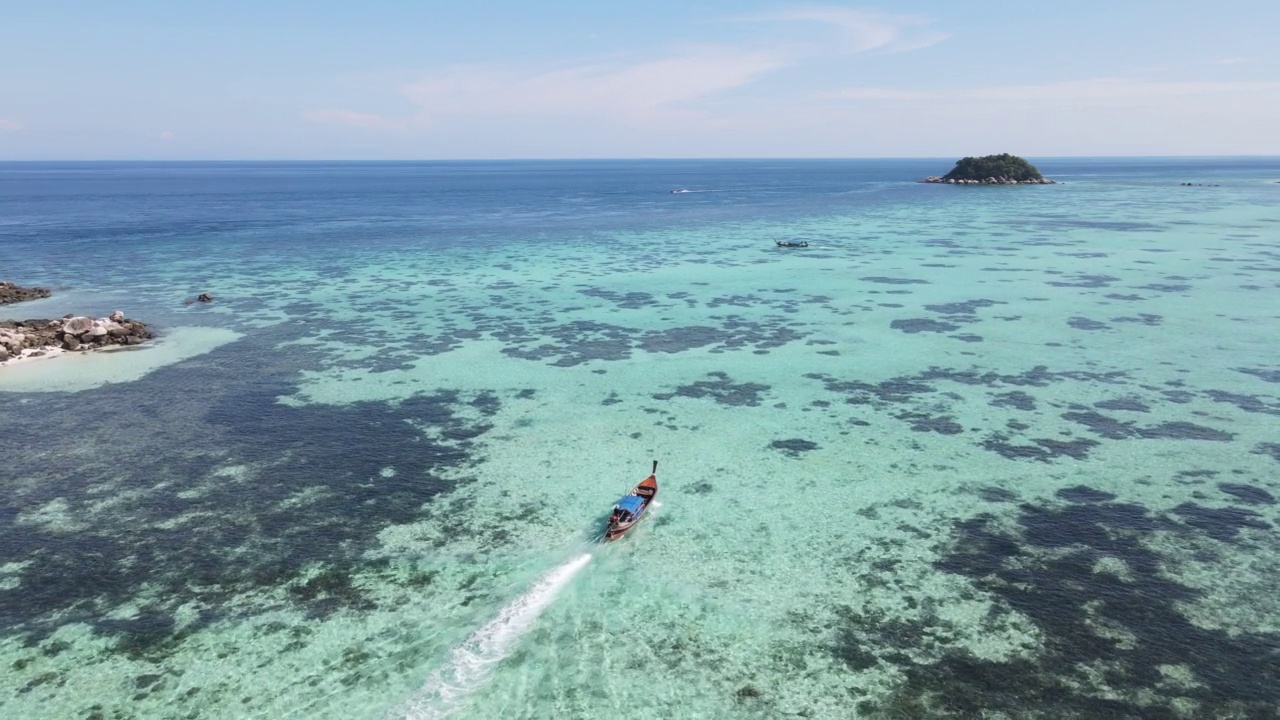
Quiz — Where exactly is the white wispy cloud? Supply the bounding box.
[305,47,785,130]
[303,6,946,136]
[402,48,784,122]
[1213,56,1248,65]
[735,6,947,53]
[821,77,1279,103]
[0,117,22,131]
[158,130,175,142]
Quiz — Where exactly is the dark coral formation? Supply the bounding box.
[1217,483,1276,505]
[854,495,1280,718]
[770,438,819,456]
[891,318,959,334]
[652,371,770,407]
[0,328,497,658]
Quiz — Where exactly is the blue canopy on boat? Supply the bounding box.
[615,495,645,514]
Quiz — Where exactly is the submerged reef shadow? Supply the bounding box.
[0,324,498,660]
[853,492,1280,718]
[652,371,771,407]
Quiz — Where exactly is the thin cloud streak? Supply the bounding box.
[306,47,786,131]
[0,117,22,131]
[733,5,947,53]
[821,77,1280,103]
[402,49,784,121]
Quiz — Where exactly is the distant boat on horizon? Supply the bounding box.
[670,188,693,194]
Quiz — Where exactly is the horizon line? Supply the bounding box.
[2,154,1279,163]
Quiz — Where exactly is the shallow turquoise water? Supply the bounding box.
[2,159,1279,719]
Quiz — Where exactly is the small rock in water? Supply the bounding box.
[0,281,52,305]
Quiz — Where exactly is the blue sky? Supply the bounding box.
[1,1,1277,159]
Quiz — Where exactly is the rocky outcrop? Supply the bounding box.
[919,153,1055,185]
[0,313,154,363]
[920,175,1056,185]
[0,281,52,305]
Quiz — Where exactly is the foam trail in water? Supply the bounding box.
[398,553,593,719]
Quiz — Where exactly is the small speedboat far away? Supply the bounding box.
[670,188,692,193]
[775,240,809,247]
[605,461,658,541]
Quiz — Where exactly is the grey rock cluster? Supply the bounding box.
[0,312,154,362]
[0,281,52,305]
[919,176,1056,185]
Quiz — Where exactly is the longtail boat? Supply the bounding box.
[605,461,658,541]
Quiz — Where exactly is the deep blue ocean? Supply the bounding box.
[2,158,1279,719]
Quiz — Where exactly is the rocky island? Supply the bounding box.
[1,280,156,364]
[920,153,1056,185]
[0,313,155,363]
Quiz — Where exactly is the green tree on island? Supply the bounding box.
[943,153,1045,182]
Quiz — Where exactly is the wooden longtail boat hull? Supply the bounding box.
[604,465,658,541]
